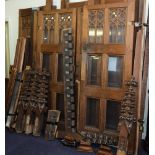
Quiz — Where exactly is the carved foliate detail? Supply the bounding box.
[59,14,72,29]
[44,15,55,30]
[109,8,127,43]
[119,76,137,125]
[109,8,126,27]
[80,131,118,146]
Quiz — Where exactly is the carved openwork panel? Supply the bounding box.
[21,16,31,37]
[109,8,127,44]
[88,9,104,43]
[43,14,55,43]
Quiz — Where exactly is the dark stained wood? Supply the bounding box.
[66,1,87,8]
[41,44,59,53]
[78,2,136,153]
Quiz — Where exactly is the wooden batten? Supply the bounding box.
[66,1,87,9]
[41,44,59,54]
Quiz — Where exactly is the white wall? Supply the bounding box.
[5,0,86,65]
[5,0,61,65]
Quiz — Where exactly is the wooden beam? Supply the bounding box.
[66,1,87,8]
[41,44,59,53]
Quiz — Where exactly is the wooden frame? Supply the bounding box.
[35,7,77,135]
[78,1,136,153]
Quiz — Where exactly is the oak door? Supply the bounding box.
[78,1,135,137]
[35,9,77,132]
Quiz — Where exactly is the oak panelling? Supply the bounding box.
[82,44,126,54]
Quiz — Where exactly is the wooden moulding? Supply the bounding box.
[66,1,88,9]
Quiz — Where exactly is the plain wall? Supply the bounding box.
[5,0,86,65]
[5,0,61,65]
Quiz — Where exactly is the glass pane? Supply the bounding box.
[42,54,50,71]
[43,26,48,43]
[96,28,104,43]
[117,25,125,43]
[57,54,64,82]
[89,28,96,43]
[88,10,104,44]
[56,93,65,129]
[106,100,121,130]
[43,15,55,43]
[108,56,123,87]
[86,98,100,128]
[109,25,117,43]
[109,8,126,44]
[87,55,101,85]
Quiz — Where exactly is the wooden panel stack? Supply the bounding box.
[15,69,50,136]
[6,37,26,128]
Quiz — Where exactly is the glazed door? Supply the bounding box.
[78,1,135,137]
[36,9,77,132]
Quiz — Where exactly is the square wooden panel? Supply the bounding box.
[105,100,121,130]
[85,97,100,128]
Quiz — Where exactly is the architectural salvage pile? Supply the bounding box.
[5,0,149,155]
[15,68,50,136]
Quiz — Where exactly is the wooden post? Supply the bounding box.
[61,0,69,9]
[44,0,53,11]
[88,0,95,5]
